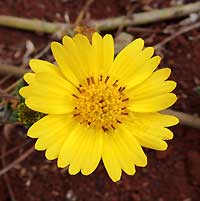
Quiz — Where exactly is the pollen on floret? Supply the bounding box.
[72,75,129,132]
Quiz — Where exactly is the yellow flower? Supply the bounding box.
[19,32,178,182]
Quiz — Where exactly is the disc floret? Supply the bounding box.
[73,75,129,131]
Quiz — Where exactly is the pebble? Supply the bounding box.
[66,190,76,201]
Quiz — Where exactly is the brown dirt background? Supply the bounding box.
[0,0,200,201]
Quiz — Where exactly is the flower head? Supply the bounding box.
[19,32,178,182]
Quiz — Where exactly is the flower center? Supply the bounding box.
[72,75,129,132]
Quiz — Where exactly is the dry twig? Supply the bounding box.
[0,140,31,160]
[0,2,200,33]
[1,145,17,201]
[34,43,51,59]
[0,146,35,177]
[0,64,28,77]
[74,0,94,27]
[90,2,200,31]
[0,15,73,35]
[154,21,200,49]
[162,109,200,129]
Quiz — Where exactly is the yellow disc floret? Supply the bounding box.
[72,75,129,131]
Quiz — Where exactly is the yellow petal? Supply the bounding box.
[57,124,85,168]
[69,128,103,176]
[19,85,64,99]
[109,38,144,80]
[127,56,161,89]
[35,127,66,151]
[90,33,114,77]
[133,132,168,150]
[19,86,30,98]
[132,112,179,127]
[33,116,75,160]
[129,81,176,100]
[102,134,122,182]
[117,127,147,167]
[128,46,154,71]
[27,114,72,138]
[21,71,74,95]
[45,135,67,160]
[102,34,114,75]
[51,41,80,85]
[20,60,72,100]
[161,128,174,140]
[23,73,35,84]
[91,32,103,77]
[68,129,89,175]
[34,72,74,94]
[129,93,177,112]
[29,59,62,75]
[127,68,175,99]
[81,131,103,175]
[63,34,92,82]
[109,46,154,87]
[72,34,92,77]
[25,96,72,115]
[111,132,136,175]
[125,113,173,150]
[134,126,173,141]
[20,72,74,114]
[142,68,172,83]
[28,115,73,153]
